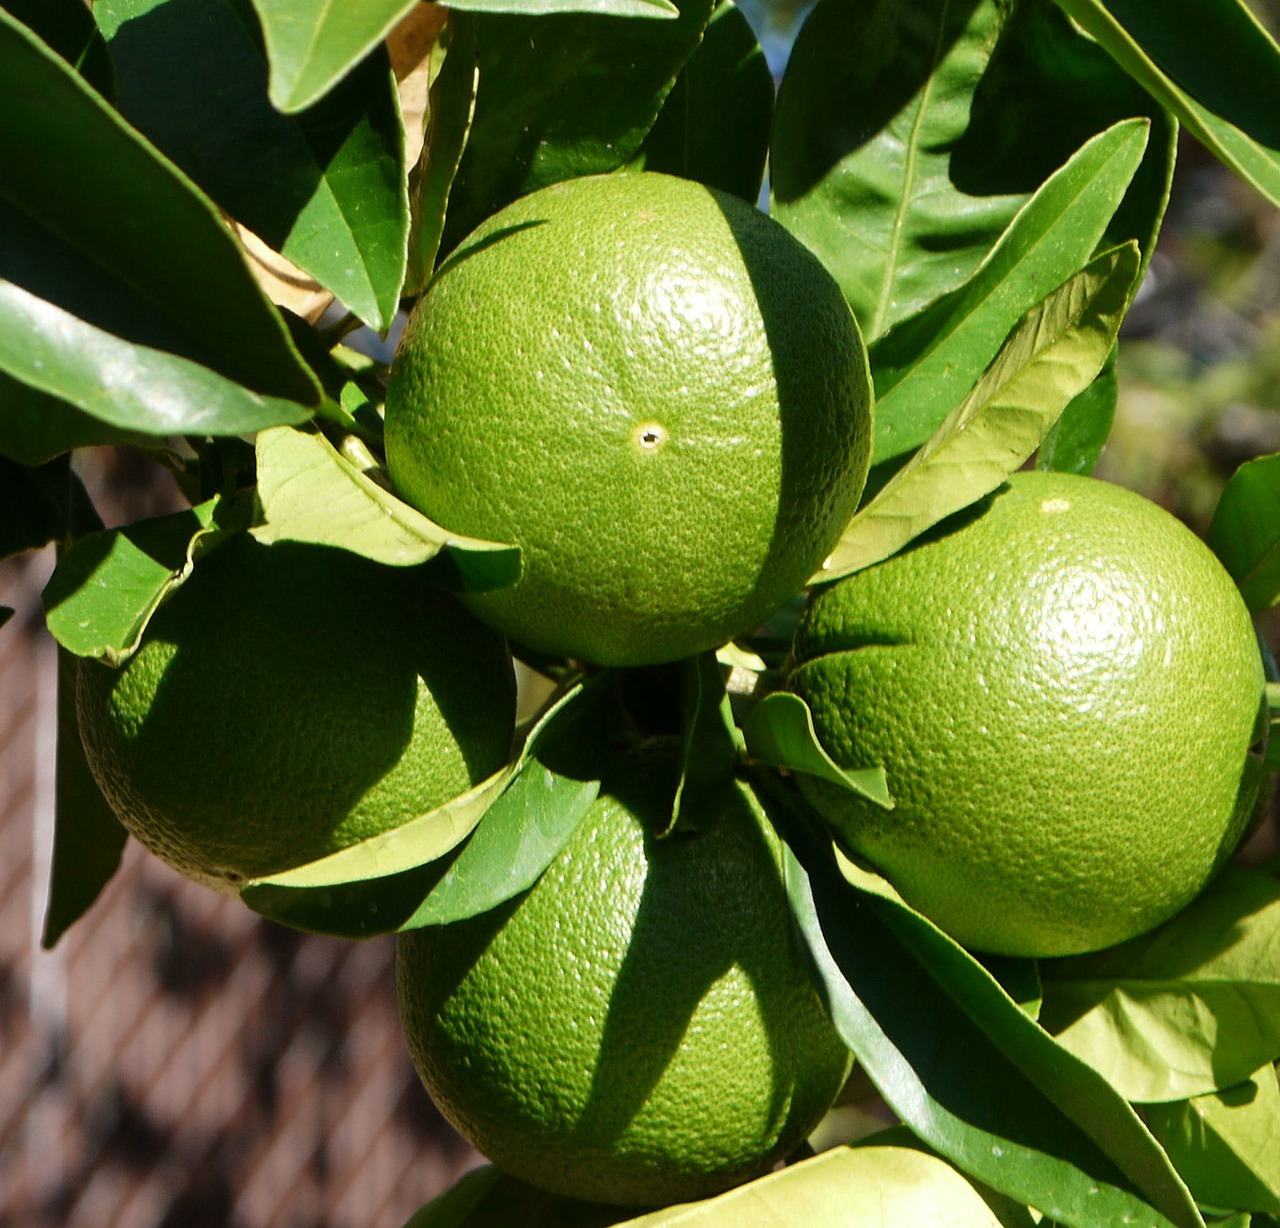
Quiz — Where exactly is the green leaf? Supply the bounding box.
[401,1164,637,1228]
[820,242,1140,583]
[1,0,114,94]
[772,808,1198,1228]
[743,692,892,809]
[42,498,245,666]
[834,852,1201,1228]
[668,652,741,836]
[95,0,408,331]
[867,119,1149,471]
[0,8,318,404]
[0,373,145,466]
[251,425,521,592]
[0,282,312,442]
[619,1144,1010,1225]
[239,682,589,935]
[1206,453,1280,613]
[771,0,1172,344]
[1139,1065,1280,1216]
[42,647,128,948]
[1036,344,1119,477]
[405,16,478,294]
[1053,0,1280,206]
[631,0,773,203]
[1040,867,1280,1103]
[438,0,712,257]
[402,766,598,928]
[252,0,676,116]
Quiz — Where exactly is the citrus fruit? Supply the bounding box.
[786,471,1269,958]
[395,744,852,1206]
[76,535,517,893]
[384,170,873,667]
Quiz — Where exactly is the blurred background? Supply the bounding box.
[3,3,1280,1225]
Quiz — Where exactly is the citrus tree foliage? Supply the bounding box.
[5,0,1280,1224]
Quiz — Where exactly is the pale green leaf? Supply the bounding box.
[868,119,1149,468]
[1041,867,1280,1103]
[818,242,1140,583]
[743,692,892,809]
[1140,1065,1280,1215]
[251,425,520,592]
[619,1145,1007,1226]
[1207,452,1280,613]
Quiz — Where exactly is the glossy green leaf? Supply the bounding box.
[834,853,1200,1228]
[95,0,408,330]
[438,0,712,256]
[239,682,588,934]
[251,425,520,592]
[743,692,892,809]
[772,808,1195,1228]
[620,1145,1008,1225]
[1036,344,1119,477]
[42,499,245,666]
[253,0,676,115]
[1206,452,1280,613]
[772,0,1172,344]
[668,652,741,835]
[402,1164,636,1228]
[403,767,598,928]
[0,8,318,403]
[867,119,1148,470]
[406,17,478,293]
[1,0,114,93]
[1139,1065,1280,1216]
[0,374,144,466]
[1041,868,1280,1103]
[0,282,312,442]
[631,0,773,203]
[1053,0,1280,206]
[41,647,129,948]
[820,242,1139,582]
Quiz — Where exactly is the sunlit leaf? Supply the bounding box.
[42,498,246,665]
[743,692,892,809]
[0,8,318,402]
[820,242,1140,582]
[1206,452,1280,613]
[96,0,409,330]
[1139,1065,1280,1216]
[867,119,1148,470]
[251,424,520,592]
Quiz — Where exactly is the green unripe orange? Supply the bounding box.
[787,471,1268,958]
[385,171,872,667]
[77,536,517,893]
[396,746,852,1206]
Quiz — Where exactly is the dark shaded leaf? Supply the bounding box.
[632,0,772,203]
[771,798,1198,1228]
[0,455,94,560]
[96,0,408,330]
[0,373,144,466]
[668,651,741,835]
[0,0,114,93]
[0,8,318,403]
[42,647,129,948]
[438,0,713,257]
[1054,0,1280,206]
